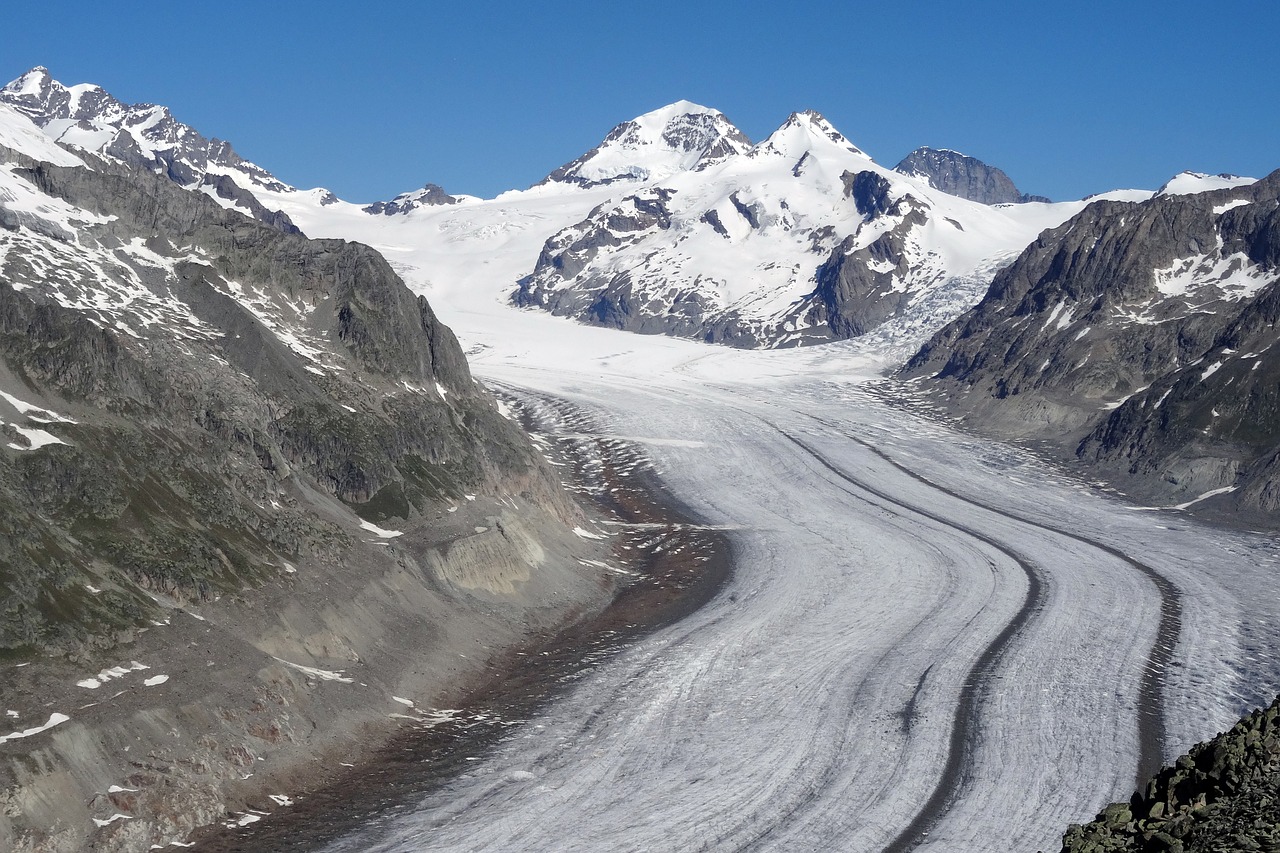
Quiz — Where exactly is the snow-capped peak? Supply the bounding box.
[3,66,53,98]
[623,100,721,132]
[539,101,751,189]
[1,67,124,127]
[1155,171,1257,197]
[751,110,868,161]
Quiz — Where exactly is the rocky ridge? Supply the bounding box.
[4,70,1102,353]
[0,67,303,234]
[0,103,619,851]
[893,146,1050,205]
[901,170,1280,517]
[0,68,470,232]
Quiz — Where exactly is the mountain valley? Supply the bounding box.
[0,65,1277,853]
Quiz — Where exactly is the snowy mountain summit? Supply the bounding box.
[749,109,868,160]
[539,101,752,188]
[1154,170,1257,197]
[362,182,464,215]
[515,105,1087,347]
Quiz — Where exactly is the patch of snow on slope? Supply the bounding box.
[7,425,68,451]
[0,390,76,423]
[272,658,355,683]
[1214,199,1252,215]
[1156,171,1257,197]
[0,103,84,166]
[360,520,404,539]
[1153,251,1274,301]
[0,712,70,744]
[76,661,149,689]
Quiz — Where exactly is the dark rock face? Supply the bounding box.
[846,169,895,219]
[802,171,930,338]
[0,146,560,654]
[901,169,1280,516]
[893,146,1047,205]
[808,231,915,339]
[1060,695,1280,852]
[512,187,695,332]
[362,183,461,215]
[1079,273,1280,515]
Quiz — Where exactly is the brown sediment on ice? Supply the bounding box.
[179,390,731,852]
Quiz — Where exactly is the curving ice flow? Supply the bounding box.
[3,80,1275,850]
[311,256,1280,853]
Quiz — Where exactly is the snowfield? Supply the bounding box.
[310,252,1280,852]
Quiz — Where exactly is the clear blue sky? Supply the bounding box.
[4,1,1276,202]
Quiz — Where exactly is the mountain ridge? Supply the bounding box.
[0,80,627,851]
[1,67,303,234]
[893,146,1050,205]
[512,107,1097,348]
[6,68,1260,363]
[901,169,1280,517]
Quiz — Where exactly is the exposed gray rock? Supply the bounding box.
[362,183,461,215]
[1079,267,1280,516]
[800,171,932,339]
[846,169,896,219]
[901,169,1280,518]
[894,146,1048,205]
[512,187,704,336]
[1059,695,1280,852]
[198,172,301,234]
[0,141,620,851]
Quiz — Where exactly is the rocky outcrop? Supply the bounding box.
[511,187,729,338]
[362,183,461,215]
[0,140,617,851]
[894,146,1049,205]
[197,172,302,234]
[1058,695,1280,852]
[901,169,1280,516]
[802,171,932,338]
[1078,270,1280,516]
